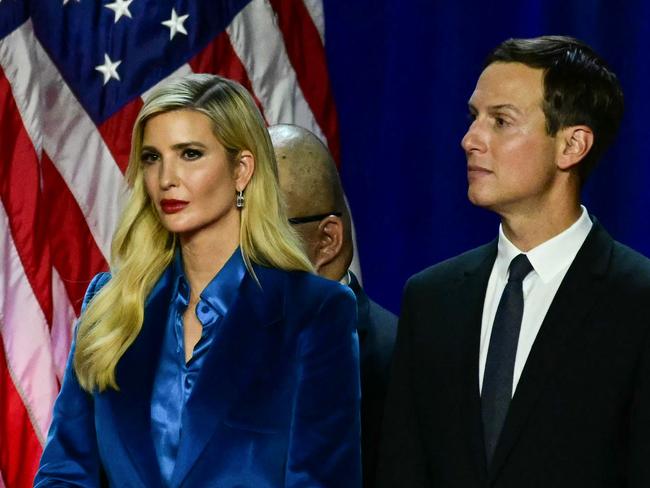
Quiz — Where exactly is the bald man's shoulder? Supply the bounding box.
[347,272,397,488]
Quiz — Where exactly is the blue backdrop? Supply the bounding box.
[324,0,650,313]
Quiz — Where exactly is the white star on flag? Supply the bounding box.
[95,53,122,85]
[162,8,189,40]
[63,0,80,4]
[105,0,133,23]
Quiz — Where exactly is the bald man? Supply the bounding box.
[270,124,397,488]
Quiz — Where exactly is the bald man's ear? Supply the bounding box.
[313,215,344,273]
[556,125,594,171]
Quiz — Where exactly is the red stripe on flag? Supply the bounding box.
[0,68,53,326]
[97,97,143,174]
[0,336,42,488]
[268,0,341,164]
[189,32,267,119]
[41,153,109,315]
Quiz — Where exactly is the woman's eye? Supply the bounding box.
[140,152,159,164]
[183,148,203,160]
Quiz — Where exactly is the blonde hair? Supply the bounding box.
[74,74,313,392]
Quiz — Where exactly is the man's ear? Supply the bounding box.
[556,126,594,171]
[235,149,255,191]
[313,215,344,273]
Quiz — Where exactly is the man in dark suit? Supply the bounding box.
[378,36,650,487]
[270,124,398,488]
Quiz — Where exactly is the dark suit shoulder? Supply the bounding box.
[407,240,496,293]
[348,273,396,347]
[353,289,397,488]
[610,240,650,287]
[601,241,650,313]
[363,297,398,362]
[367,298,398,332]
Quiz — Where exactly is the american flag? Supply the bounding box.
[0,1,340,485]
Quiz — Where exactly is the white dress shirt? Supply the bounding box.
[340,271,352,286]
[478,206,593,395]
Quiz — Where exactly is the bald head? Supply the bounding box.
[269,124,352,281]
[270,125,343,219]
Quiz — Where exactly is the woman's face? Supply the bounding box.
[141,109,241,240]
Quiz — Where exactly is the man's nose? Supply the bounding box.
[461,120,487,155]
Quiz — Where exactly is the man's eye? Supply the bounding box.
[140,152,159,164]
[183,148,203,160]
[494,117,510,128]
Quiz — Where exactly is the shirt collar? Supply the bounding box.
[172,247,247,317]
[340,270,351,286]
[495,206,593,284]
[172,249,190,304]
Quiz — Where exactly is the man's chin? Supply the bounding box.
[467,188,494,209]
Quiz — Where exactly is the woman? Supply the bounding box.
[35,74,361,487]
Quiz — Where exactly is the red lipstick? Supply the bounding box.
[160,199,188,214]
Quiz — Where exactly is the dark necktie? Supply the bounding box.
[481,253,533,466]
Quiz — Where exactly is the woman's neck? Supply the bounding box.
[179,227,240,300]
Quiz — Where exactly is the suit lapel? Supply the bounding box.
[455,240,498,481]
[349,272,369,342]
[170,266,284,487]
[104,266,174,487]
[488,222,613,482]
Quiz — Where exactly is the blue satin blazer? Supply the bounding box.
[35,263,361,487]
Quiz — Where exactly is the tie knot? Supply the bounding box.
[508,254,533,282]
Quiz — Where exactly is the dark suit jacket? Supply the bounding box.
[349,272,398,488]
[35,263,361,487]
[378,221,650,487]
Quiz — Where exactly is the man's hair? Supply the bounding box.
[486,35,624,180]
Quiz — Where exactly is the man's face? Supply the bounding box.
[461,62,559,217]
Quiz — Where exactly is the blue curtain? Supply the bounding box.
[324,0,650,313]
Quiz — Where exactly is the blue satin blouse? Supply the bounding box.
[150,248,246,483]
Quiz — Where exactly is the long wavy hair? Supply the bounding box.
[74,74,314,392]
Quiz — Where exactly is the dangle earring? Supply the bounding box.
[236,190,245,209]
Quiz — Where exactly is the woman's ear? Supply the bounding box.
[556,125,594,171]
[235,149,255,191]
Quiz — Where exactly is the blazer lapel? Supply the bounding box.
[488,222,613,482]
[455,240,498,482]
[170,266,284,487]
[104,266,174,487]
